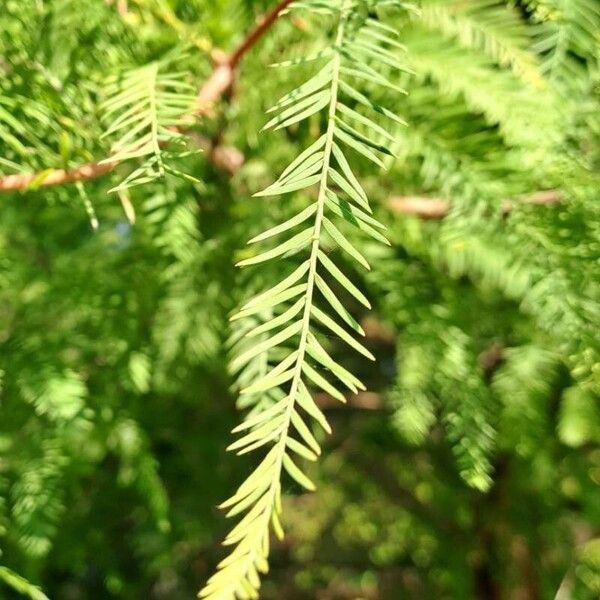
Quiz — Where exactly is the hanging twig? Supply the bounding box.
[0,0,294,193]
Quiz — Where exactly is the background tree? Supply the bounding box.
[0,0,598,599]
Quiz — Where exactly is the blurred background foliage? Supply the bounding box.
[0,0,599,598]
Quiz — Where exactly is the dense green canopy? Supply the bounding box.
[0,0,599,598]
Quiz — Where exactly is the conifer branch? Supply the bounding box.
[0,0,293,193]
[199,2,407,596]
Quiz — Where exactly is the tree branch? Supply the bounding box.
[0,0,293,193]
[387,190,561,219]
[228,0,295,69]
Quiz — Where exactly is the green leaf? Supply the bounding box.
[340,65,407,93]
[279,135,327,181]
[268,62,334,112]
[233,398,288,432]
[339,80,407,126]
[219,447,278,509]
[350,40,408,72]
[241,367,295,396]
[225,485,269,518]
[328,167,371,211]
[291,409,322,454]
[283,454,316,491]
[302,361,345,402]
[311,305,375,360]
[286,437,318,461]
[306,333,365,392]
[234,284,308,321]
[359,26,406,51]
[315,273,364,332]
[278,152,324,185]
[322,216,371,270]
[325,191,390,244]
[236,228,313,266]
[254,174,322,197]
[244,299,306,338]
[317,250,371,308]
[263,90,330,130]
[337,103,397,142]
[239,262,310,311]
[230,320,303,372]
[334,127,385,167]
[332,142,369,200]
[248,207,317,244]
[296,381,332,434]
[337,118,395,157]
[227,417,285,453]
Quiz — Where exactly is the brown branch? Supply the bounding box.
[228,0,295,69]
[387,196,450,219]
[0,0,292,193]
[0,161,117,192]
[387,190,561,219]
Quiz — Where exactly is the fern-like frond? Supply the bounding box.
[100,58,198,192]
[418,0,543,85]
[492,345,560,456]
[0,95,61,176]
[404,25,561,149]
[142,187,224,382]
[438,327,496,491]
[529,0,600,83]
[200,2,406,598]
[10,437,68,558]
[390,337,437,446]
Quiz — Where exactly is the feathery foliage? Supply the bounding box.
[100,57,199,191]
[200,2,408,597]
[0,0,598,598]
